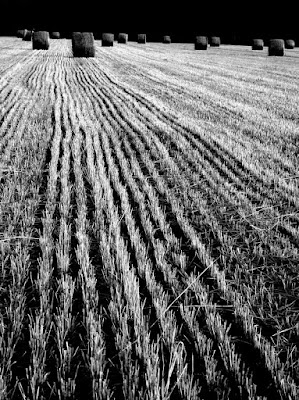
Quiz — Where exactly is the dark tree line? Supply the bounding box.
[1,0,298,44]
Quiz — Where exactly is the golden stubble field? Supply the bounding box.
[0,36,299,399]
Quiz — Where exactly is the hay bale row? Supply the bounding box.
[22,29,32,41]
[268,39,284,56]
[137,34,146,44]
[33,31,50,50]
[50,32,60,39]
[210,36,220,47]
[252,38,263,50]
[163,35,171,44]
[72,32,95,57]
[195,36,208,50]
[118,33,128,43]
[285,39,295,49]
[102,33,114,46]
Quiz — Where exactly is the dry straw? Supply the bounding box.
[195,36,208,50]
[268,39,284,56]
[210,36,220,46]
[137,33,146,43]
[252,39,263,50]
[102,33,114,46]
[72,32,95,57]
[163,35,171,44]
[50,32,60,39]
[22,30,32,41]
[118,33,128,43]
[285,39,295,49]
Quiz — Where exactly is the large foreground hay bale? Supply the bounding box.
[195,36,208,50]
[50,32,60,39]
[17,29,24,38]
[163,35,171,44]
[23,30,32,41]
[252,38,263,50]
[137,33,146,43]
[285,39,295,49]
[32,31,50,50]
[210,36,220,46]
[268,39,284,56]
[118,33,128,43]
[102,33,114,46]
[72,32,95,57]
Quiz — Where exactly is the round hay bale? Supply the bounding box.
[102,33,114,47]
[163,35,171,44]
[71,32,80,48]
[285,39,295,49]
[23,30,32,41]
[72,32,81,43]
[118,33,128,43]
[195,36,208,50]
[137,34,146,44]
[32,31,50,50]
[252,38,263,50]
[50,32,60,39]
[72,32,95,57]
[17,29,25,38]
[210,36,220,47]
[268,39,284,56]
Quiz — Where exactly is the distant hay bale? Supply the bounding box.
[210,36,220,47]
[102,33,114,46]
[17,29,24,38]
[163,35,171,44]
[252,39,263,50]
[137,34,146,44]
[195,36,208,50]
[285,39,295,49]
[72,32,95,57]
[118,33,128,43]
[62,32,72,39]
[50,32,60,39]
[22,30,32,41]
[72,32,81,45]
[32,31,50,50]
[268,39,284,56]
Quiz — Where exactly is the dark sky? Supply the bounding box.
[1,0,298,42]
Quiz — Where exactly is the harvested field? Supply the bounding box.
[1,37,299,399]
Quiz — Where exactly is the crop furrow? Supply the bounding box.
[118,126,283,399]
[68,60,299,296]
[98,121,217,399]
[88,66,297,268]
[70,58,299,296]
[63,70,123,399]
[75,63,299,275]
[23,64,65,399]
[92,125,199,399]
[75,65,299,396]
[121,130,298,396]
[0,54,60,399]
[94,65,299,205]
[65,74,201,397]
[79,129,123,400]
[96,111,259,399]
[64,63,283,398]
